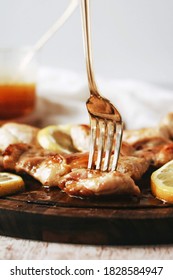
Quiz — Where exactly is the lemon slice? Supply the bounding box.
[0,172,25,197]
[151,159,173,203]
[37,124,78,153]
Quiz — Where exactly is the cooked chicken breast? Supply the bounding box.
[151,142,173,167]
[123,134,173,168]
[1,143,142,197]
[70,124,90,152]
[123,127,167,146]
[117,155,150,180]
[1,112,173,198]
[122,113,173,167]
[159,112,173,140]
[3,143,71,186]
[123,112,173,145]
[58,168,140,197]
[0,122,39,151]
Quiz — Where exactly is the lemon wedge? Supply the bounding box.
[151,159,173,203]
[0,172,25,197]
[37,125,78,153]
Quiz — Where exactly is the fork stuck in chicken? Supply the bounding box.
[0,112,173,198]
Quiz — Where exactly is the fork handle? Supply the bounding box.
[80,0,98,96]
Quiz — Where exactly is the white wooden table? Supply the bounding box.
[1,235,173,260]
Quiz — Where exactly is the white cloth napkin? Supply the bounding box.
[31,66,173,129]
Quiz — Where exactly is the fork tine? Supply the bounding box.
[111,122,123,171]
[102,121,115,171]
[88,117,97,169]
[96,119,106,170]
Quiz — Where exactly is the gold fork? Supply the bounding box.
[80,0,123,171]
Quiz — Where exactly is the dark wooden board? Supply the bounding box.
[0,172,173,245]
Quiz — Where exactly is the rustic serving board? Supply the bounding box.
[0,172,173,245]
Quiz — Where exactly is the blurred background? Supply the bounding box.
[0,0,173,88]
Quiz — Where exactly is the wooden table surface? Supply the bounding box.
[1,235,173,260]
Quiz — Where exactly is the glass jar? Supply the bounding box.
[0,47,37,121]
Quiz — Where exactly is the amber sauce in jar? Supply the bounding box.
[0,48,38,122]
[0,83,36,120]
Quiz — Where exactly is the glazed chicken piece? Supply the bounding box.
[58,169,140,197]
[70,124,90,152]
[127,136,173,168]
[2,143,148,183]
[159,112,173,140]
[65,150,149,181]
[2,143,71,186]
[123,113,173,167]
[123,127,166,146]
[0,122,39,151]
[117,155,150,180]
[123,113,173,145]
[1,143,141,197]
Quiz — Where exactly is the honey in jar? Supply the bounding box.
[0,83,36,120]
[0,47,37,121]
